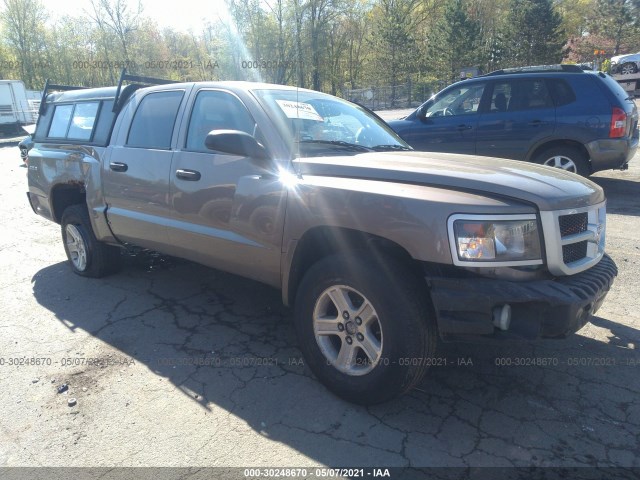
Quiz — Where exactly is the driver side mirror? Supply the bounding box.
[415,101,433,121]
[205,130,269,160]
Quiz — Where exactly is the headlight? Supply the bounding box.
[448,214,543,266]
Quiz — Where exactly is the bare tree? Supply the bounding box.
[1,0,47,88]
[308,0,337,90]
[88,0,142,65]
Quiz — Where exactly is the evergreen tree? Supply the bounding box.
[372,0,419,90]
[505,0,564,66]
[430,0,481,81]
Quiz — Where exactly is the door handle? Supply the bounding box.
[456,124,473,131]
[528,120,547,127]
[109,162,128,172]
[176,169,201,181]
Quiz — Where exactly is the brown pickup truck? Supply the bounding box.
[26,72,617,404]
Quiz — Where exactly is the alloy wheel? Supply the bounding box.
[312,285,383,376]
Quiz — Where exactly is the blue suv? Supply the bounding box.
[388,65,639,176]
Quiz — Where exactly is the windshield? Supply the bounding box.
[252,88,410,157]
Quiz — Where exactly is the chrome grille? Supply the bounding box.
[562,241,588,264]
[540,202,607,276]
[559,212,588,237]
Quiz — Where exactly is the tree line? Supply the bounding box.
[1,0,639,100]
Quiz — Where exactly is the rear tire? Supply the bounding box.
[294,253,437,405]
[61,204,122,277]
[534,146,590,177]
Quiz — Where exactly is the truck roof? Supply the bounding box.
[46,81,320,104]
[47,86,120,103]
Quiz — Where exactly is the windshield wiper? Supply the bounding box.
[298,140,374,152]
[371,144,412,151]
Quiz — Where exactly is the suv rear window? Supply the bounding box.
[599,73,634,102]
[48,101,100,140]
[488,79,553,112]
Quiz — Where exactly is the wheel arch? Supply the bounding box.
[527,139,591,172]
[50,183,86,224]
[283,225,424,306]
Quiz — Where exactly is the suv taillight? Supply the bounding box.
[610,107,627,138]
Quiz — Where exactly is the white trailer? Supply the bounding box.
[0,80,39,134]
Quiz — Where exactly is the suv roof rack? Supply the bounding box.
[38,80,89,115]
[113,68,176,113]
[485,64,584,76]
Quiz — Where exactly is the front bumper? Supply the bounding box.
[427,254,617,341]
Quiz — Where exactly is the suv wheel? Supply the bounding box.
[294,253,437,404]
[620,62,638,75]
[61,204,122,277]
[534,146,590,177]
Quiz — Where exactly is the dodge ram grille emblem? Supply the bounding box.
[589,222,604,245]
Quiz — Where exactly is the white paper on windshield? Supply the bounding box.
[275,100,323,122]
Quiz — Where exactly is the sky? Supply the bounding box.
[42,0,233,33]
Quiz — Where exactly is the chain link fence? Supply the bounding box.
[342,82,435,110]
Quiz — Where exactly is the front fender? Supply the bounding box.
[281,175,535,303]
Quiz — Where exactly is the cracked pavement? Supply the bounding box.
[0,144,638,469]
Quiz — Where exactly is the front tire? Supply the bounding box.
[534,146,590,177]
[61,205,122,277]
[294,254,437,404]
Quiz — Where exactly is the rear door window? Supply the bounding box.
[547,79,576,106]
[127,90,184,149]
[507,79,553,111]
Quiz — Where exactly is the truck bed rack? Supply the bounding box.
[113,69,176,113]
[38,80,89,115]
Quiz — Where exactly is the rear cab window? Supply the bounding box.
[47,101,100,140]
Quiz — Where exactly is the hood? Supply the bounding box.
[293,151,604,211]
[387,117,415,128]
